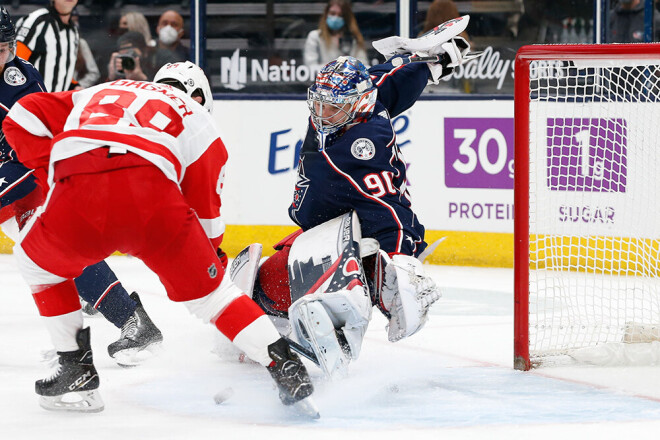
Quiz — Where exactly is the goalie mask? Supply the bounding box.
[0,7,17,65]
[307,56,377,138]
[154,61,213,113]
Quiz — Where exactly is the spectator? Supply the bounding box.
[421,0,471,94]
[420,0,469,40]
[303,0,367,69]
[154,10,189,68]
[107,31,155,81]
[609,0,660,42]
[15,0,79,92]
[72,12,100,89]
[119,11,156,47]
[74,37,100,89]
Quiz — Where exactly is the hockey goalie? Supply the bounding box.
[225,17,478,378]
[226,16,477,378]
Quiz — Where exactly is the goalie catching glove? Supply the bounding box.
[424,36,471,83]
[372,15,475,84]
[377,252,442,342]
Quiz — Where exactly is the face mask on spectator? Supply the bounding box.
[159,25,179,45]
[326,15,344,31]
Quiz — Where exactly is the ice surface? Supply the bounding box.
[2,255,660,440]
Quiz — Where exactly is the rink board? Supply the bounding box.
[0,98,517,267]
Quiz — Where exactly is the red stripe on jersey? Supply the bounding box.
[375,64,406,87]
[94,280,120,309]
[0,169,34,198]
[32,279,81,317]
[321,150,405,253]
[180,137,227,225]
[53,129,183,179]
[214,295,266,341]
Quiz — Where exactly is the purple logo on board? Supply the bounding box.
[546,118,627,192]
[444,118,514,189]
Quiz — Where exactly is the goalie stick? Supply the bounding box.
[390,51,484,67]
[284,336,320,366]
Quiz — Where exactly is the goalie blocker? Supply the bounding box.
[232,212,442,378]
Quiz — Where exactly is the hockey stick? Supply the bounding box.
[391,51,484,67]
[284,336,320,366]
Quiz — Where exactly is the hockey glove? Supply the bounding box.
[426,36,471,84]
[379,253,442,342]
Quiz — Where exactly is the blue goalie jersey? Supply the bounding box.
[0,57,45,208]
[289,59,430,257]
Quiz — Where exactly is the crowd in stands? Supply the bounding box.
[7,1,658,95]
[12,1,191,93]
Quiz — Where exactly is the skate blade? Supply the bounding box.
[292,396,320,419]
[39,390,104,413]
[112,342,163,368]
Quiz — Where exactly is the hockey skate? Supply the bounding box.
[36,327,104,413]
[266,338,319,419]
[107,292,163,367]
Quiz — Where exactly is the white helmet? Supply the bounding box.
[154,61,213,113]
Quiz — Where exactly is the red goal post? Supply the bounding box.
[514,44,660,370]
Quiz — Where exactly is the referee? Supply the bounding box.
[15,0,79,92]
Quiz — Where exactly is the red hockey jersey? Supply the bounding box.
[2,79,228,247]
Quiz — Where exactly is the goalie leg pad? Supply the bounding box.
[310,286,372,360]
[229,243,263,298]
[290,298,350,379]
[380,252,442,342]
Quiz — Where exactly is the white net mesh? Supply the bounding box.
[526,56,660,363]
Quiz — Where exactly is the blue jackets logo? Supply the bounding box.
[351,138,375,160]
[4,67,26,86]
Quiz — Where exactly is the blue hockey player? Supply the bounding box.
[0,6,162,367]
[241,22,475,377]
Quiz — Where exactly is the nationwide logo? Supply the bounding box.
[220,49,319,91]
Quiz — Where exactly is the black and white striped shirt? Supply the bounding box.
[16,6,79,92]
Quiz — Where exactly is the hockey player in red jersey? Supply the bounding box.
[2,61,316,415]
[0,6,163,367]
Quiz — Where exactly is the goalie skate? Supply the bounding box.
[36,327,104,413]
[290,299,351,379]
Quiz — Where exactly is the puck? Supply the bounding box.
[213,387,234,404]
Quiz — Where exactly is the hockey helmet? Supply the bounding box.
[154,61,213,113]
[307,56,377,135]
[0,7,16,64]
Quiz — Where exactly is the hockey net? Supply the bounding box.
[514,44,660,370]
